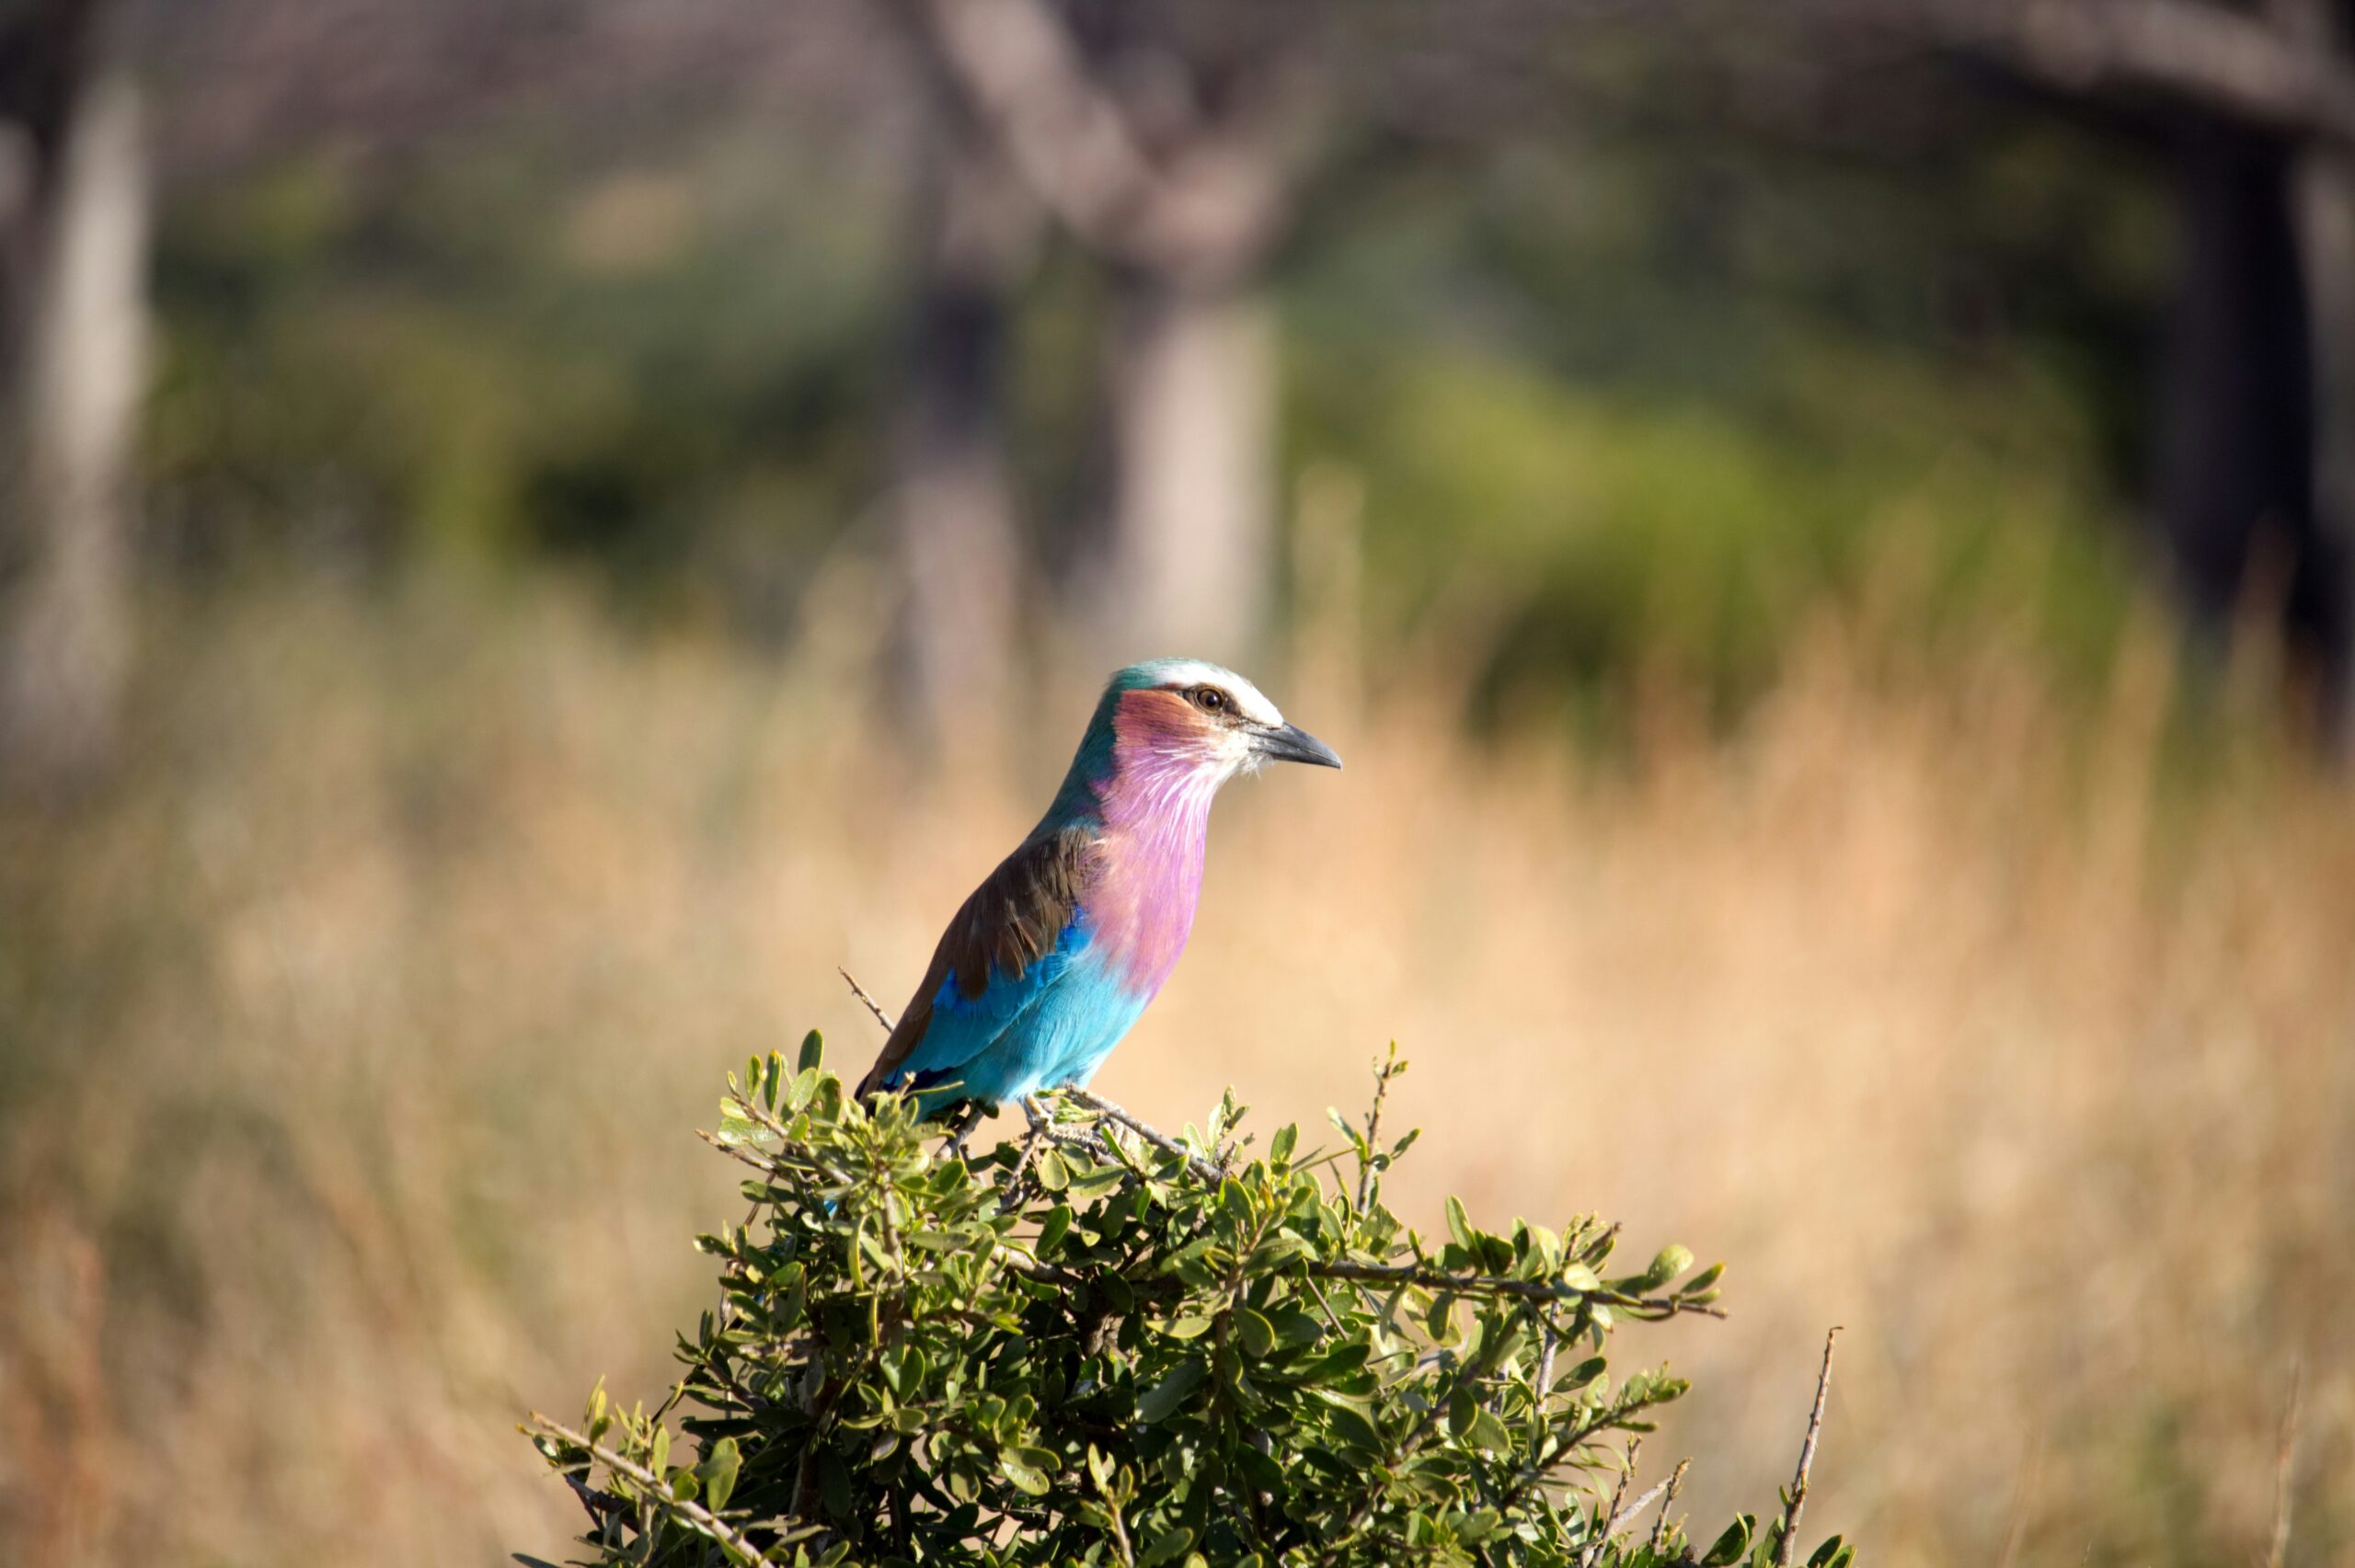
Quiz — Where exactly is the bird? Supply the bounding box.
[856,658,1340,1120]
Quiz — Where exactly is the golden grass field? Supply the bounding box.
[4,571,2351,1567]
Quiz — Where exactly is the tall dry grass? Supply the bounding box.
[3,570,2351,1567]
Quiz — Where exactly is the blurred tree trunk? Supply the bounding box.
[0,0,143,794]
[1102,276,1272,661]
[2154,122,2321,653]
[2149,0,2355,740]
[889,116,1034,753]
[898,0,1315,667]
[2285,0,2355,741]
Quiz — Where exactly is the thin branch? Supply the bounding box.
[838,967,897,1034]
[1576,1439,1644,1568]
[1356,1045,1400,1212]
[1307,1258,1727,1316]
[528,1414,801,1565]
[1065,1087,1223,1180]
[1774,1326,1844,1567]
[1649,1459,1691,1552]
[1602,1477,1673,1545]
[2266,1360,2304,1568]
[1840,0,2355,149]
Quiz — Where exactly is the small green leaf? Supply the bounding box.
[1269,1124,1298,1165]
[1011,1444,1060,1475]
[798,1030,824,1072]
[1140,1356,1208,1423]
[1701,1514,1754,1566]
[1140,1525,1197,1566]
[1035,1150,1070,1192]
[1235,1306,1276,1357]
[696,1437,741,1511]
[1037,1204,1074,1254]
[1444,1196,1476,1253]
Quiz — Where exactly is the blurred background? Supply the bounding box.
[3,0,2353,1562]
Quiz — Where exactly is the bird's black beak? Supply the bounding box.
[1257,722,1343,770]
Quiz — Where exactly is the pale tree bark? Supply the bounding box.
[889,113,1035,752]
[898,0,1317,668]
[1103,277,1273,659]
[0,0,144,795]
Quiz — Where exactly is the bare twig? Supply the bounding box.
[1774,1326,1844,1567]
[1356,1045,1401,1212]
[1603,1477,1673,1545]
[1576,1438,1644,1568]
[528,1413,802,1565]
[2266,1360,2304,1568]
[1064,1087,1223,1180]
[838,967,897,1034]
[1649,1459,1691,1553]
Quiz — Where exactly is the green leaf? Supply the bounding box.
[1037,1204,1074,1255]
[1468,1406,1511,1451]
[1140,1526,1197,1566]
[1647,1244,1695,1286]
[1701,1514,1754,1566]
[1444,1195,1476,1253]
[798,1030,824,1072]
[696,1437,741,1511]
[1235,1306,1276,1358]
[1035,1149,1070,1193]
[1001,1455,1051,1495]
[1139,1357,1209,1423]
[1010,1444,1061,1475]
[1269,1124,1298,1165]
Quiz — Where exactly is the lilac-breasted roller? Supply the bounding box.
[856,658,1340,1116]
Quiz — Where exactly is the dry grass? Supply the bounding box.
[4,571,2352,1567]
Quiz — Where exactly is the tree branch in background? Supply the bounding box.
[892,0,1303,288]
[0,0,140,794]
[1809,0,2355,146]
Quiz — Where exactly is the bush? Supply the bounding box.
[527,1036,1849,1568]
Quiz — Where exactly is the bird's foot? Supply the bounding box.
[936,1102,986,1162]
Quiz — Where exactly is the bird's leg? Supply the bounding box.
[1003,1097,1050,1198]
[937,1102,984,1162]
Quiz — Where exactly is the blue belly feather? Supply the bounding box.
[884,911,1150,1116]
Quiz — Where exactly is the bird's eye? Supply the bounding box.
[1191,687,1227,713]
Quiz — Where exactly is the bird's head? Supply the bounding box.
[1092,658,1341,794]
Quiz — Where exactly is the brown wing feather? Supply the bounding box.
[856,825,1097,1098]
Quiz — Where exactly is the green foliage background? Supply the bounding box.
[147,109,2165,733]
